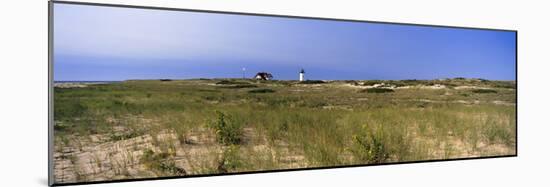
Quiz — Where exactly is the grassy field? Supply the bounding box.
[53,78,516,183]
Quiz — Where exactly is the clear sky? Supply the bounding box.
[53,3,516,81]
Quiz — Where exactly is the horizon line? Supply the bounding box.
[54,77,517,82]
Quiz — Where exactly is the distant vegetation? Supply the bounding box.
[359,78,515,89]
[361,88,394,93]
[215,80,251,85]
[248,88,275,93]
[299,80,326,84]
[220,84,257,89]
[472,89,498,94]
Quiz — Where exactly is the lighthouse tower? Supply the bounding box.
[299,68,305,82]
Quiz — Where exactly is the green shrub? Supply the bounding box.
[248,88,275,93]
[109,130,142,141]
[361,88,394,93]
[220,84,257,89]
[141,149,169,163]
[140,149,186,175]
[53,122,71,131]
[216,80,250,85]
[215,79,256,89]
[217,145,245,173]
[300,80,326,84]
[390,82,406,87]
[491,82,516,89]
[495,84,516,89]
[54,100,87,120]
[350,125,390,164]
[209,111,243,145]
[197,89,220,93]
[157,161,186,175]
[472,89,497,94]
[302,100,328,108]
[361,80,382,86]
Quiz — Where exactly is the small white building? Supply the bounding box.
[299,69,305,82]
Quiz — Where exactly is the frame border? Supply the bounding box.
[48,0,518,186]
[48,1,55,186]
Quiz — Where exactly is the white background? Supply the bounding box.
[0,0,548,186]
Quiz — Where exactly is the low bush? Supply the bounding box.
[345,80,359,86]
[361,88,394,93]
[349,125,390,164]
[217,145,245,173]
[109,130,142,141]
[494,84,516,89]
[53,122,71,131]
[248,88,275,93]
[472,89,497,94]
[209,111,243,145]
[140,149,186,175]
[300,80,326,84]
[196,89,220,93]
[216,80,250,85]
[361,80,382,86]
[54,100,87,120]
[141,149,169,163]
[220,84,257,89]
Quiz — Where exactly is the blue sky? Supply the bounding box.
[53,3,516,81]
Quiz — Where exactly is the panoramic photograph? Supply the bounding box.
[52,3,516,184]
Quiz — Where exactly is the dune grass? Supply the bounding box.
[53,78,516,183]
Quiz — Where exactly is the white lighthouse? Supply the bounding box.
[299,68,305,82]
